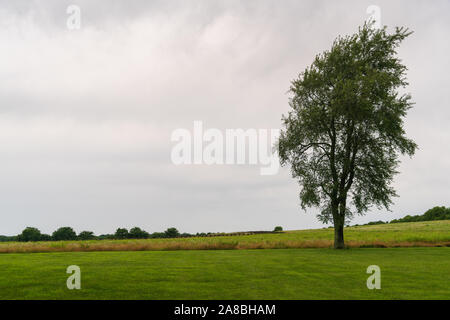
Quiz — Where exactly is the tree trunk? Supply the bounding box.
[333,218,345,249]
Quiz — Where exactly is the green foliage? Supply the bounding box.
[0,235,17,242]
[98,234,114,240]
[164,227,180,238]
[278,23,417,248]
[78,231,96,240]
[423,206,450,220]
[52,227,77,241]
[40,234,52,241]
[366,220,387,225]
[17,227,43,242]
[391,206,450,223]
[273,226,283,232]
[114,228,129,239]
[129,227,150,239]
[196,232,208,237]
[180,233,193,238]
[150,232,166,239]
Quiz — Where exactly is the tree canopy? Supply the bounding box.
[278,23,417,248]
[52,227,77,241]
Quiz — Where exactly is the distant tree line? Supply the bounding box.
[0,225,286,242]
[0,226,212,242]
[4,205,447,242]
[354,206,450,226]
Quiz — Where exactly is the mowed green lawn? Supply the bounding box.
[0,247,449,299]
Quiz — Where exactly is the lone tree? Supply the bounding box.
[278,24,417,249]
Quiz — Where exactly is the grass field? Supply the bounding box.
[0,248,449,299]
[1,220,449,253]
[1,221,448,299]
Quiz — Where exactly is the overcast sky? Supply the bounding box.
[0,0,449,235]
